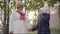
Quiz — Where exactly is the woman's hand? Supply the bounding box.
[27,28,32,32]
[9,31,13,34]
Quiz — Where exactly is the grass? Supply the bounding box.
[50,28,60,34]
[0,28,60,34]
[50,28,60,32]
[0,32,3,34]
[28,28,60,34]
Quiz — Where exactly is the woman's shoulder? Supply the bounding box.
[12,9,17,14]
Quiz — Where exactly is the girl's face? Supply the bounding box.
[40,10,44,14]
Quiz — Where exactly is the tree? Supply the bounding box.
[25,0,59,26]
[25,0,59,11]
[0,0,59,33]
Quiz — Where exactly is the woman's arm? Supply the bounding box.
[9,11,15,33]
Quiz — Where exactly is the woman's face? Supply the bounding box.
[18,4,23,11]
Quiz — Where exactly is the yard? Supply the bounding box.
[28,28,60,34]
[0,28,60,34]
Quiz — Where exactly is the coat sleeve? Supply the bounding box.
[32,15,40,31]
[9,11,15,32]
[25,16,38,31]
[32,24,38,31]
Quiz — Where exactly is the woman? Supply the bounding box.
[9,2,30,34]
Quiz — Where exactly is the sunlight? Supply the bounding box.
[0,20,2,24]
[28,11,35,25]
[28,11,35,19]
[29,20,33,25]
[50,11,57,14]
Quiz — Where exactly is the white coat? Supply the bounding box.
[9,10,30,34]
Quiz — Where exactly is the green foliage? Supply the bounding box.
[0,1,4,10]
[0,0,59,11]
[47,0,59,6]
[25,0,44,11]
[25,0,59,11]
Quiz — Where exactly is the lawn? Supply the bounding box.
[0,28,60,34]
[50,28,60,34]
[28,28,60,34]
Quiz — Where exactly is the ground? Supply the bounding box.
[28,28,60,34]
[0,28,60,34]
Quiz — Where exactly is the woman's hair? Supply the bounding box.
[16,1,24,9]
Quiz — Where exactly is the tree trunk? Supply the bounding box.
[3,0,7,34]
